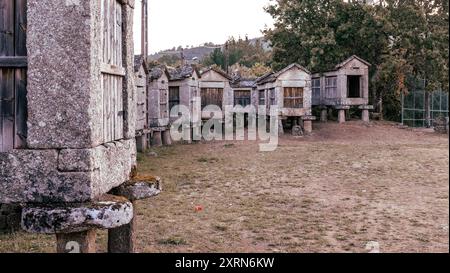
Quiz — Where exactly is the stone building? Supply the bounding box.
[311,55,373,123]
[148,65,171,146]
[134,55,150,152]
[0,0,161,253]
[256,64,315,134]
[168,65,202,141]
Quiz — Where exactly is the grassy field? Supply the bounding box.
[1,121,448,253]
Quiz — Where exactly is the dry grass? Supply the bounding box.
[0,121,448,253]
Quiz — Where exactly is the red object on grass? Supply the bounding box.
[195,206,203,212]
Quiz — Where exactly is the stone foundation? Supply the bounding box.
[0,139,136,204]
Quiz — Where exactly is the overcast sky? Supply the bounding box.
[133,0,274,54]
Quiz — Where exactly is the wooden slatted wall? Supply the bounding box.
[100,0,124,143]
[0,0,27,152]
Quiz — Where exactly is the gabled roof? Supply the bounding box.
[168,64,201,81]
[149,65,170,81]
[134,55,149,73]
[335,55,371,69]
[200,66,232,80]
[256,63,310,85]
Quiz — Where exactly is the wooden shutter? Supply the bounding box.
[0,0,27,152]
[201,88,223,109]
[100,0,124,143]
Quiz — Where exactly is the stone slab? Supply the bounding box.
[358,105,375,110]
[112,176,162,201]
[21,195,133,234]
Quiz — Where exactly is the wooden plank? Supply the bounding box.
[0,0,14,57]
[0,70,3,151]
[116,76,123,140]
[100,63,126,76]
[14,68,27,148]
[15,0,27,57]
[0,69,15,152]
[0,56,27,67]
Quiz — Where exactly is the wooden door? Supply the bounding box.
[0,0,27,152]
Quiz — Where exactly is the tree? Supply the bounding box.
[202,36,271,72]
[379,0,449,125]
[264,0,449,123]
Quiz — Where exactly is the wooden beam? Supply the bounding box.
[0,57,27,68]
[100,64,126,77]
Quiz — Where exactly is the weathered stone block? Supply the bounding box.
[112,176,162,201]
[1,140,135,203]
[26,0,96,149]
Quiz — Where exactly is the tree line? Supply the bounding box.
[264,0,448,124]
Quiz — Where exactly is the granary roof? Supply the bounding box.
[149,65,170,81]
[168,64,200,81]
[335,55,371,69]
[134,55,148,73]
[200,66,232,80]
[230,76,257,89]
[256,63,310,85]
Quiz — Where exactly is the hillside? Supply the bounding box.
[149,37,271,64]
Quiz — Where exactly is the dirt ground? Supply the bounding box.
[0,121,448,253]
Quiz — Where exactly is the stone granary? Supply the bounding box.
[134,55,150,152]
[0,0,161,253]
[200,67,233,121]
[168,64,202,142]
[311,55,373,123]
[256,64,315,135]
[148,65,172,146]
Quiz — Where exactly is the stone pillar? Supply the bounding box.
[303,121,312,134]
[362,110,370,122]
[328,108,334,120]
[162,130,172,146]
[56,230,97,253]
[338,110,346,123]
[359,105,374,123]
[108,177,162,253]
[108,205,136,253]
[278,119,285,135]
[136,135,148,153]
[335,106,350,124]
[302,116,316,134]
[152,131,163,147]
[320,108,328,122]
